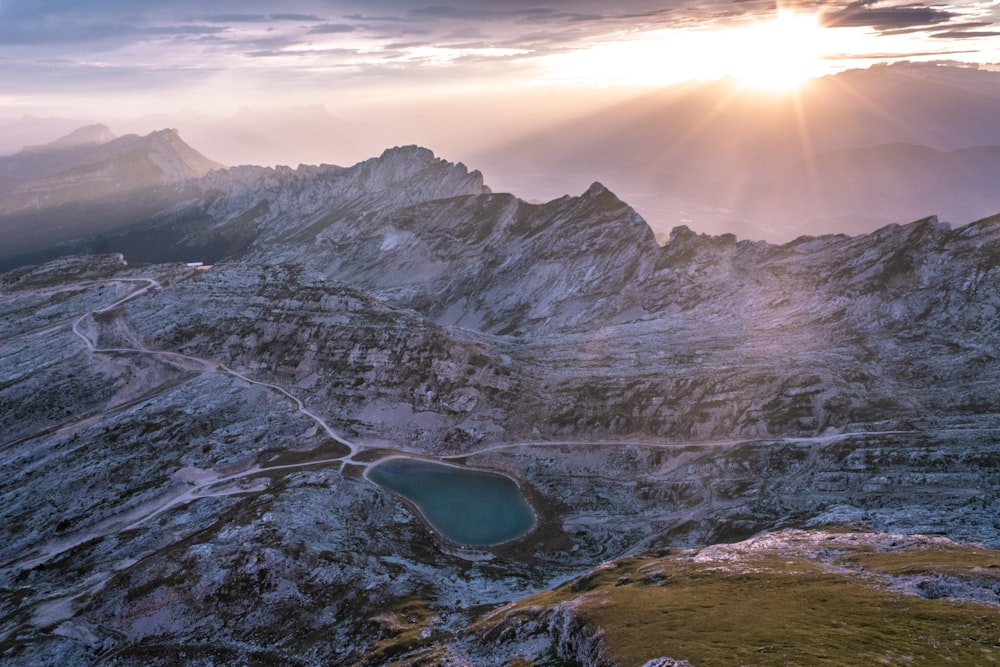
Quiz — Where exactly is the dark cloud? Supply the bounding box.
[342,14,408,23]
[247,47,361,58]
[269,13,326,21]
[222,33,310,52]
[409,6,468,19]
[197,14,271,23]
[937,21,995,30]
[874,19,993,36]
[192,12,327,23]
[501,30,590,48]
[931,30,1000,39]
[309,24,357,34]
[143,25,229,36]
[404,5,602,23]
[383,40,438,49]
[823,48,979,59]
[822,1,955,31]
[442,40,497,49]
[368,26,435,39]
[0,21,138,46]
[444,26,488,38]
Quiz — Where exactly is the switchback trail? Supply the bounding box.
[11,273,374,629]
[70,275,359,457]
[11,274,362,571]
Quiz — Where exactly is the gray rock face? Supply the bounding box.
[548,602,615,667]
[2,145,1000,664]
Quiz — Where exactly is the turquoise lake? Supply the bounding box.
[367,458,536,546]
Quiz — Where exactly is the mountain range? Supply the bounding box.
[1,121,1000,664]
[5,61,1000,242]
[471,63,1000,239]
[0,127,223,267]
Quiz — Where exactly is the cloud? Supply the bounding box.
[247,47,361,59]
[822,1,956,32]
[269,13,325,22]
[342,14,408,23]
[192,12,327,23]
[2,0,999,114]
[196,14,271,23]
[409,6,469,19]
[444,26,489,39]
[308,24,357,34]
[0,57,223,93]
[383,40,438,50]
[403,4,603,24]
[931,30,1000,38]
[368,25,436,39]
[823,48,980,59]
[143,25,229,36]
[0,20,139,46]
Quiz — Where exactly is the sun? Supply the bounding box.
[540,10,838,92]
[719,12,831,91]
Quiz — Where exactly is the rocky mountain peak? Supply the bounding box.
[659,224,738,263]
[576,180,630,212]
[665,224,737,245]
[584,181,610,196]
[147,127,182,142]
[667,224,696,242]
[346,144,488,200]
[131,127,224,181]
[378,144,436,163]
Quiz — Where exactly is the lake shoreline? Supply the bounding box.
[364,454,539,549]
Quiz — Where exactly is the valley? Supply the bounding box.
[1,139,999,665]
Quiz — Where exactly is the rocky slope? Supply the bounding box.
[1,144,1000,665]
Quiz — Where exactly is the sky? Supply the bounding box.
[2,0,1000,119]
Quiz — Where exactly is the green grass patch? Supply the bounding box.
[850,542,1000,578]
[361,599,441,665]
[584,560,1000,665]
[499,544,1000,667]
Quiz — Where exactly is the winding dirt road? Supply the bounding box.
[11,275,362,564]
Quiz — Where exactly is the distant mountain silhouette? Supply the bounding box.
[0,128,224,265]
[469,62,1000,240]
[739,143,1000,236]
[0,126,222,205]
[17,124,117,154]
[0,115,96,155]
